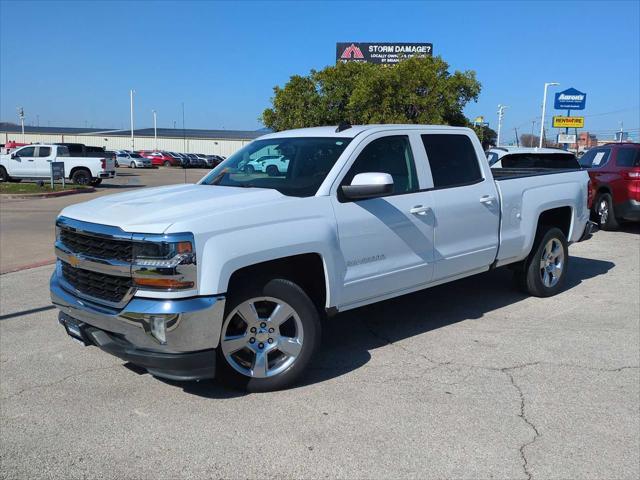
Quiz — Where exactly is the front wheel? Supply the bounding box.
[217,278,321,392]
[514,227,568,297]
[130,161,137,169]
[245,165,255,174]
[0,166,8,182]
[163,160,171,167]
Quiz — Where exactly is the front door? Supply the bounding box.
[11,146,37,176]
[331,133,435,308]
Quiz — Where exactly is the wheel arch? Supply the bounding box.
[69,166,92,180]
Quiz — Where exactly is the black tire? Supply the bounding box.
[514,227,569,298]
[115,160,120,168]
[266,165,279,177]
[217,278,321,392]
[593,193,619,231]
[90,179,102,186]
[0,166,8,182]
[245,164,255,174]
[130,161,137,169]
[163,160,171,167]
[71,169,91,186]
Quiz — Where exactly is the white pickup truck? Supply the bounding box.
[51,125,594,391]
[0,144,116,186]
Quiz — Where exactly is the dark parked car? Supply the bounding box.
[580,143,640,230]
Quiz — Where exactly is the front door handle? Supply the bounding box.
[28,159,34,162]
[410,205,432,215]
[480,195,496,205]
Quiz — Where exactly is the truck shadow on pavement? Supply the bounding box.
[166,255,614,397]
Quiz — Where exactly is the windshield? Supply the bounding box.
[201,137,351,197]
[486,151,499,166]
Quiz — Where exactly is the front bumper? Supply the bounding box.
[51,271,226,380]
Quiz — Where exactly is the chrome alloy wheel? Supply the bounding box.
[597,199,609,225]
[539,238,565,288]
[220,297,304,378]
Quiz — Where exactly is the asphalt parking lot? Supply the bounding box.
[0,167,208,273]
[1,225,638,479]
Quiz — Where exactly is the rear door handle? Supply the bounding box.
[480,195,496,204]
[410,205,432,215]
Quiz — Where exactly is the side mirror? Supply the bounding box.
[10,153,17,159]
[341,172,394,200]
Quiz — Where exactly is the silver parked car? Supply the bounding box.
[116,152,152,168]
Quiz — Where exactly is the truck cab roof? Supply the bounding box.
[259,124,474,140]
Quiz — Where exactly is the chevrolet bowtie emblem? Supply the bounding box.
[68,255,81,268]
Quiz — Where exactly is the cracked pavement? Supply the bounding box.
[1,226,638,479]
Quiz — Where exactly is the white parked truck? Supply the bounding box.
[0,144,116,186]
[51,125,595,391]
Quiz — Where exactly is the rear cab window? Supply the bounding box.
[498,153,579,169]
[421,134,482,188]
[36,147,51,157]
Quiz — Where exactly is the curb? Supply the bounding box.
[0,187,95,199]
[0,259,56,275]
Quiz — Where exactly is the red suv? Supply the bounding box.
[580,143,640,230]
[138,150,180,167]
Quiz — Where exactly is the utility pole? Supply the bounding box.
[16,107,25,142]
[496,104,508,147]
[152,109,158,150]
[539,82,559,147]
[182,102,187,184]
[618,121,624,143]
[530,120,536,147]
[514,128,520,147]
[130,89,136,151]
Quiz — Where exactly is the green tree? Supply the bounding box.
[261,56,481,131]
[473,124,498,149]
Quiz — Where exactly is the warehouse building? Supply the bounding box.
[0,123,266,157]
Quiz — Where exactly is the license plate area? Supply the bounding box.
[60,314,90,346]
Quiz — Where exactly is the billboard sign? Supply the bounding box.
[336,42,433,64]
[557,133,576,144]
[553,116,584,128]
[554,88,587,110]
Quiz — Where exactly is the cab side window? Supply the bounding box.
[421,134,482,189]
[37,147,51,157]
[341,135,418,197]
[15,146,35,157]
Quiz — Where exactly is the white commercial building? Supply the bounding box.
[0,124,265,157]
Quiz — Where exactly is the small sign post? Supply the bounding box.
[51,161,65,190]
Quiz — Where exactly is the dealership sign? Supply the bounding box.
[554,88,587,110]
[336,42,433,64]
[557,133,577,144]
[553,116,585,128]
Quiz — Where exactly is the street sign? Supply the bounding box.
[557,133,576,144]
[51,161,65,189]
[554,88,587,110]
[336,42,433,64]
[553,116,584,128]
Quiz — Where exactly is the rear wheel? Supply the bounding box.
[266,165,279,177]
[71,169,91,186]
[594,193,619,231]
[514,227,568,297]
[245,165,255,174]
[163,160,171,167]
[217,278,321,392]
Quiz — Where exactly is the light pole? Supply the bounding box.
[152,110,158,150]
[17,107,25,142]
[496,104,508,147]
[130,89,136,151]
[539,82,559,148]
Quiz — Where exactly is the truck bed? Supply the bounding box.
[491,167,582,180]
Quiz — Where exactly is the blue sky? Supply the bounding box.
[1,0,639,143]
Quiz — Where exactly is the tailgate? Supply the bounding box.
[103,157,116,171]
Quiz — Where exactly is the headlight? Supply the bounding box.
[131,235,197,291]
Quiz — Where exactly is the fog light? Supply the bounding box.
[150,315,167,344]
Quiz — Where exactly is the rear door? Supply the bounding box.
[331,131,435,307]
[420,132,500,281]
[33,146,53,177]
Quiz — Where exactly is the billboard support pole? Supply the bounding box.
[565,108,570,151]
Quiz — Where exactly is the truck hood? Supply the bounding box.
[59,184,288,233]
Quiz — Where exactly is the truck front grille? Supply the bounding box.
[60,229,132,262]
[62,262,132,304]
